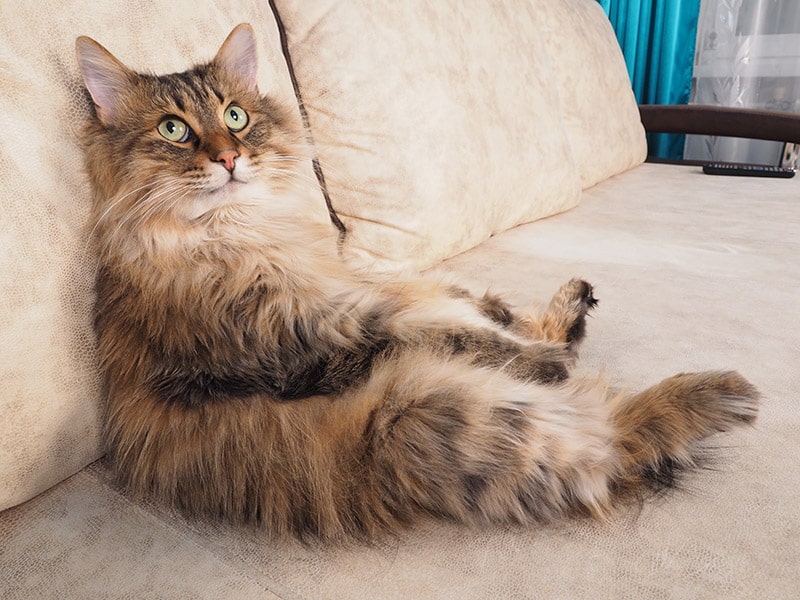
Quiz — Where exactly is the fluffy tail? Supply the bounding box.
[607,370,759,499]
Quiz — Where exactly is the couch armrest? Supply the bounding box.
[639,104,800,144]
[638,104,800,164]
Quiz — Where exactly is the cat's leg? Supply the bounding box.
[358,351,618,527]
[420,327,571,384]
[426,279,597,381]
[357,354,759,532]
[445,278,598,353]
[383,281,573,384]
[518,278,598,354]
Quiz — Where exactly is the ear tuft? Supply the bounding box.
[75,36,134,124]
[214,23,259,92]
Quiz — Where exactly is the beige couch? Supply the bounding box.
[2,1,799,597]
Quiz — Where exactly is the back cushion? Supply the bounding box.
[273,0,583,273]
[533,0,647,189]
[0,0,322,511]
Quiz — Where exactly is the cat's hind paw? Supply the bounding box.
[539,278,598,352]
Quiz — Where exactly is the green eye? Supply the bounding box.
[157,117,190,142]
[224,104,249,132]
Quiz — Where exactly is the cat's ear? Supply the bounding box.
[76,36,135,125]
[214,23,259,92]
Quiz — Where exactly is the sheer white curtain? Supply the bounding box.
[684,0,800,165]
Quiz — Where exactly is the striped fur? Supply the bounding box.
[76,25,759,541]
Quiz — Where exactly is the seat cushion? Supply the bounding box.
[3,163,797,599]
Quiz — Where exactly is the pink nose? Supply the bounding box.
[216,149,239,172]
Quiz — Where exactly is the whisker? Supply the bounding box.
[98,178,193,257]
[84,181,162,251]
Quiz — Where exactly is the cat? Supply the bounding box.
[75,23,759,541]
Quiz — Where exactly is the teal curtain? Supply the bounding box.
[596,0,701,159]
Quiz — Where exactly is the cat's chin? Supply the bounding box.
[215,179,247,197]
[183,180,269,221]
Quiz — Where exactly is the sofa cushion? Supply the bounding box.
[272,0,582,273]
[0,0,325,511]
[533,0,647,189]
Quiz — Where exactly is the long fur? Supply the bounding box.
[76,24,760,541]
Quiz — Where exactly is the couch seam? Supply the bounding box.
[266,0,347,241]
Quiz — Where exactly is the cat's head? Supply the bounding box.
[76,24,311,253]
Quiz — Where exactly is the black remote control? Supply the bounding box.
[702,163,796,178]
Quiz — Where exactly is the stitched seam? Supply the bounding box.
[266,0,347,239]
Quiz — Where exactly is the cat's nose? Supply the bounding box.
[215,149,239,172]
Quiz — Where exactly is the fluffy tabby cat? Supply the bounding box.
[75,24,759,541]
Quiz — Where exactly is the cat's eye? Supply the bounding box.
[157,117,191,143]
[224,104,249,132]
